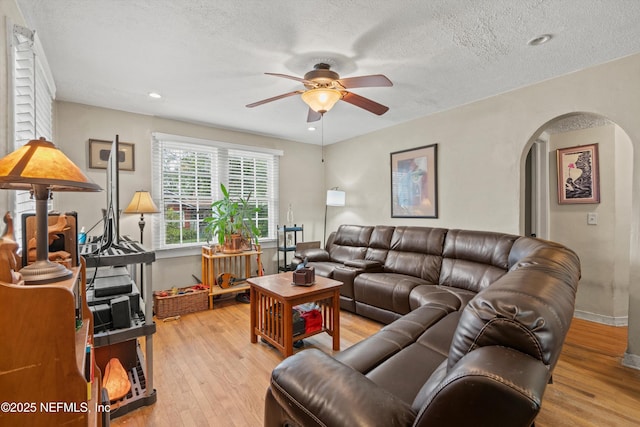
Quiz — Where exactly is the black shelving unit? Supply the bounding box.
[277,224,303,272]
[80,236,157,419]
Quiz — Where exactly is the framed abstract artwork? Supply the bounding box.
[556,143,600,204]
[89,139,135,171]
[390,144,438,218]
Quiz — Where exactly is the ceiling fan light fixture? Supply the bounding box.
[301,88,342,113]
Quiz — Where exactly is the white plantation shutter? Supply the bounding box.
[10,24,56,247]
[226,149,276,243]
[152,133,280,250]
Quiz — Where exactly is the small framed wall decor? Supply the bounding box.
[390,144,438,218]
[556,143,600,204]
[88,139,135,171]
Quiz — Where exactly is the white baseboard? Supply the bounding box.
[623,353,640,371]
[574,310,628,326]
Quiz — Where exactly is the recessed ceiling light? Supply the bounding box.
[148,92,162,99]
[527,34,552,46]
[308,126,316,131]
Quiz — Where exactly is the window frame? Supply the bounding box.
[151,132,281,251]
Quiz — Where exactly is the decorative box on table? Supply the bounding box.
[153,285,209,319]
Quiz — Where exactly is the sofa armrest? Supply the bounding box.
[412,346,550,427]
[334,261,382,301]
[293,247,331,262]
[267,348,416,427]
[343,259,383,271]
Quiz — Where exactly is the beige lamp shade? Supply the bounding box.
[0,137,101,191]
[124,191,159,214]
[301,88,342,113]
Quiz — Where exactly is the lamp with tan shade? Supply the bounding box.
[0,137,102,284]
[123,190,159,245]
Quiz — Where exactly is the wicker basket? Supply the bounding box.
[153,287,209,319]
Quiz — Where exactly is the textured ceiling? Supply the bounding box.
[15,0,640,145]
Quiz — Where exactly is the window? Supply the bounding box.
[151,133,281,249]
[9,24,56,247]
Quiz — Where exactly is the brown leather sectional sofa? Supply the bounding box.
[265,225,581,427]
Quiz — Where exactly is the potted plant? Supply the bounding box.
[237,194,262,251]
[204,183,260,253]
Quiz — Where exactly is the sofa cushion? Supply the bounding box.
[364,311,461,405]
[366,343,447,406]
[328,224,374,263]
[439,230,517,293]
[365,225,395,263]
[384,226,447,282]
[355,272,433,315]
[335,305,451,373]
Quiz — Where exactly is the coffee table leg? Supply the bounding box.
[250,286,257,344]
[283,301,294,357]
[332,290,340,351]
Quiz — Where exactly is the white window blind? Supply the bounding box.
[9,23,56,247]
[151,133,281,250]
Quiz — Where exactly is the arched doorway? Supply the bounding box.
[522,112,638,368]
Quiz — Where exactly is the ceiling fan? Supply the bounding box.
[246,63,393,122]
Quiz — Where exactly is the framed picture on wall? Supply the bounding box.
[390,144,438,218]
[556,143,600,204]
[88,139,135,171]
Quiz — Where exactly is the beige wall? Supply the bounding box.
[614,126,633,319]
[52,102,325,287]
[549,125,631,324]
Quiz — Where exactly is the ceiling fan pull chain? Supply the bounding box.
[321,115,324,163]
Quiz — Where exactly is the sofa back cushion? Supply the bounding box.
[447,243,580,371]
[329,225,374,263]
[439,230,518,293]
[384,227,447,283]
[365,225,395,264]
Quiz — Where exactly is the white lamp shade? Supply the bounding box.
[326,190,346,206]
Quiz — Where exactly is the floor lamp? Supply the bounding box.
[0,137,102,284]
[324,189,346,247]
[124,190,159,294]
[124,190,159,245]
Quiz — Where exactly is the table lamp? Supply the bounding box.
[0,137,102,284]
[123,190,159,245]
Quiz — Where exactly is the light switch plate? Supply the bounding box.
[587,212,598,225]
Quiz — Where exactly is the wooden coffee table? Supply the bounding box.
[248,272,342,357]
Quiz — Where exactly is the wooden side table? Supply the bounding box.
[201,247,262,308]
[248,272,342,357]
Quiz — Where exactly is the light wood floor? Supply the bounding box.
[111,297,640,427]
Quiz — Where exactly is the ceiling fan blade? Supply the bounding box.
[307,108,322,123]
[265,73,313,85]
[336,74,393,89]
[246,91,301,108]
[341,92,389,115]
